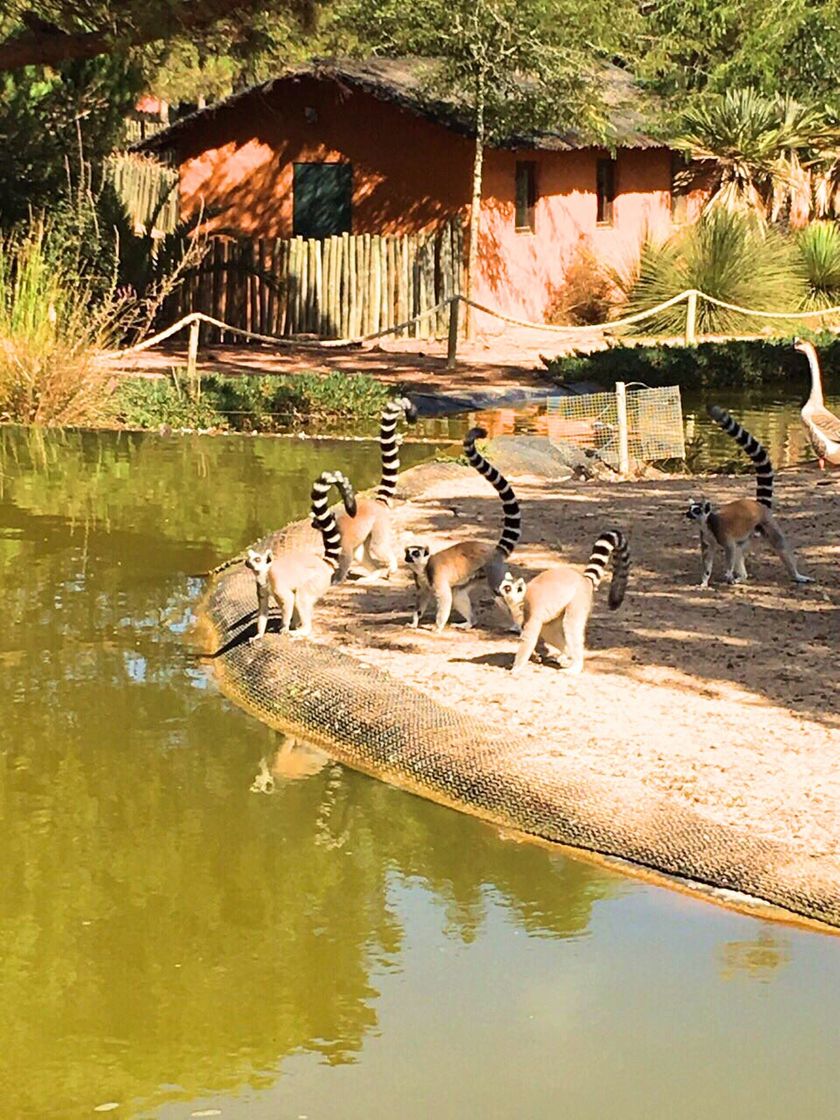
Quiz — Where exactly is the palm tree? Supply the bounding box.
[671,88,840,226]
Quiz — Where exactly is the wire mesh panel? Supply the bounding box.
[546,385,684,469]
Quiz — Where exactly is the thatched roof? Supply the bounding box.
[134,57,665,155]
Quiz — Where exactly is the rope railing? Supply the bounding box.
[109,288,840,375]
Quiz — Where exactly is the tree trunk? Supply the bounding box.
[465,73,486,339]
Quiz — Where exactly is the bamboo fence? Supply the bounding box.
[157,221,464,342]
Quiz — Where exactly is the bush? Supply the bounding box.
[112,371,394,431]
[544,244,617,325]
[796,221,840,310]
[544,335,840,390]
[0,223,133,425]
[618,210,804,335]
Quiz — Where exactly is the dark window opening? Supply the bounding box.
[293,162,352,239]
[515,161,537,232]
[670,152,689,223]
[596,158,616,225]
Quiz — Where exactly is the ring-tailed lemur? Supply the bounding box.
[334,396,417,580]
[246,470,357,641]
[404,426,521,631]
[685,406,812,587]
[499,530,630,675]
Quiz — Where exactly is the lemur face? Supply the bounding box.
[245,548,273,576]
[498,572,526,605]
[404,544,430,569]
[685,499,712,522]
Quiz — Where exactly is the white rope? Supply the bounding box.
[112,299,451,357]
[109,288,840,360]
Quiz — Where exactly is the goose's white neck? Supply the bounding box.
[803,344,825,408]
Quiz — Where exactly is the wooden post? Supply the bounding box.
[446,295,460,370]
[186,316,200,394]
[616,380,630,477]
[685,289,698,345]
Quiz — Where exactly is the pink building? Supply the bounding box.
[138,59,700,324]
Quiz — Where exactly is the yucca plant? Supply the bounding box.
[671,89,840,226]
[618,209,804,336]
[795,221,840,310]
[0,223,134,425]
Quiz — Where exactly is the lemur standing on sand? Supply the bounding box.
[404,426,521,631]
[685,406,813,588]
[246,470,357,642]
[334,396,417,580]
[499,530,630,675]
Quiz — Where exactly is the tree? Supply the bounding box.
[671,88,840,226]
[333,0,637,328]
[0,1,287,71]
[637,0,840,105]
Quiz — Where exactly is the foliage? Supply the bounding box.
[0,221,135,425]
[544,335,840,390]
[670,89,840,224]
[636,0,840,104]
[113,370,394,430]
[617,209,803,335]
[0,53,145,226]
[544,243,617,326]
[795,221,840,310]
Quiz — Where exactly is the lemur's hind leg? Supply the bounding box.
[451,587,474,629]
[723,539,747,584]
[560,597,590,673]
[290,589,315,638]
[761,516,814,583]
[540,618,567,660]
[366,520,399,578]
[410,587,433,628]
[433,580,453,632]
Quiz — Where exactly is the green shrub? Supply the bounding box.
[112,371,393,431]
[618,210,804,335]
[544,335,840,390]
[796,221,840,310]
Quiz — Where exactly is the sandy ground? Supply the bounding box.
[310,463,840,868]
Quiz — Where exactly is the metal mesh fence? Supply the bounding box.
[546,385,685,468]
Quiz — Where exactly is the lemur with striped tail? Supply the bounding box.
[686,405,812,587]
[246,471,357,642]
[334,396,417,581]
[404,426,521,631]
[499,530,630,676]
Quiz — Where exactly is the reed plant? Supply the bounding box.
[0,222,134,425]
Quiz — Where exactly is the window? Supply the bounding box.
[670,152,689,224]
[515,161,537,232]
[596,157,616,225]
[293,162,352,239]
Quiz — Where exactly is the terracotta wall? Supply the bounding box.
[174,77,682,325]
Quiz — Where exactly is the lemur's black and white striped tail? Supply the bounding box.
[463,426,521,558]
[376,396,417,503]
[583,530,630,611]
[708,405,774,508]
[311,471,357,567]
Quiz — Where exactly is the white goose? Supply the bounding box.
[793,338,840,469]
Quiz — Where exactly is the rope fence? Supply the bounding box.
[110,288,840,376]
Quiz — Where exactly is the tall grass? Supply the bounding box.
[619,210,805,336]
[0,223,132,425]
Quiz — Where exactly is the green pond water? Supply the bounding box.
[1,426,838,1120]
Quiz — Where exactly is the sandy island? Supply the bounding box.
[309,461,840,876]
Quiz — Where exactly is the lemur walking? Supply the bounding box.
[686,405,812,587]
[246,470,357,642]
[404,426,521,631]
[499,530,630,675]
[334,396,417,580]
